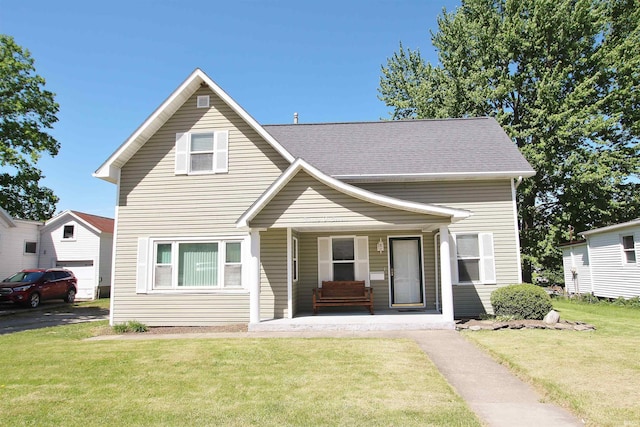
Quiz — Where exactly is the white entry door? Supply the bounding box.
[389,237,424,306]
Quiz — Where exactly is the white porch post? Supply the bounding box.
[249,229,261,324]
[439,225,454,322]
[286,228,293,319]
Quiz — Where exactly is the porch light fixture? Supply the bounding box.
[377,238,385,254]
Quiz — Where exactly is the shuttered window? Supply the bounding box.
[317,236,369,287]
[450,233,496,285]
[175,130,229,175]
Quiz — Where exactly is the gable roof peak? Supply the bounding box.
[94,68,294,184]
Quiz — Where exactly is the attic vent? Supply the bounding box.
[197,95,210,108]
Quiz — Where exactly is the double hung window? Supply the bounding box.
[332,238,355,281]
[622,235,636,264]
[317,236,369,286]
[175,130,228,175]
[452,233,495,284]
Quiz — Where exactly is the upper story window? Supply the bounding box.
[175,130,228,175]
[622,235,636,264]
[63,225,75,239]
[196,95,210,108]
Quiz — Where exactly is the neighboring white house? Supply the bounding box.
[39,211,114,299]
[0,207,41,280]
[0,208,114,300]
[561,218,640,299]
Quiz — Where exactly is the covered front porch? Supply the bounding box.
[236,159,471,330]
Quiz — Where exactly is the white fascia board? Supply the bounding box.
[236,158,471,228]
[94,68,294,184]
[580,218,640,236]
[336,170,536,182]
[0,206,16,228]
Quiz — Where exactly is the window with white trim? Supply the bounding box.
[451,233,495,284]
[317,236,369,286]
[175,130,228,175]
[197,95,210,108]
[622,235,636,264]
[150,240,242,290]
[63,225,75,239]
[292,236,299,282]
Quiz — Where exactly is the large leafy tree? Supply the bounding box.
[379,0,640,283]
[0,34,59,220]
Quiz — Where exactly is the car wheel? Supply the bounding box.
[28,292,40,308]
[64,288,76,303]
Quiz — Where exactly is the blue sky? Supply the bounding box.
[1,0,460,218]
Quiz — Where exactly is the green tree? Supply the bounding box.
[379,0,640,283]
[0,34,59,220]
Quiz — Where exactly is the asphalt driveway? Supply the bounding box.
[0,301,109,335]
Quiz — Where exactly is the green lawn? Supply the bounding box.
[464,299,640,427]
[0,320,479,426]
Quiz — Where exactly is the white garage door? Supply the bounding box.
[56,260,96,299]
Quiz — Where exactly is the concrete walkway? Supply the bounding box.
[89,329,583,426]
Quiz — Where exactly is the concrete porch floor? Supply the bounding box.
[249,309,455,332]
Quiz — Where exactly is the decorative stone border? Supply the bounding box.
[456,319,596,331]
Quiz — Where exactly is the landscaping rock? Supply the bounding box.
[456,318,596,331]
[543,310,560,324]
[553,323,573,330]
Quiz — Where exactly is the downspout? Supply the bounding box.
[515,175,523,189]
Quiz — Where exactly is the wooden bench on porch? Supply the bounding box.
[312,281,374,315]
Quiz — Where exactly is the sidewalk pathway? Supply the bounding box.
[409,330,583,427]
[89,329,584,426]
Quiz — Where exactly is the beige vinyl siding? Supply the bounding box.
[358,180,519,317]
[112,87,289,325]
[588,226,640,298]
[250,171,446,229]
[296,230,438,313]
[260,228,288,319]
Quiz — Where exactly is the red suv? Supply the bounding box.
[0,269,77,308]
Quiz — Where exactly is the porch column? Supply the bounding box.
[249,229,261,324]
[439,225,454,322]
[286,227,293,319]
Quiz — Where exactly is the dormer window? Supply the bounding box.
[63,225,75,239]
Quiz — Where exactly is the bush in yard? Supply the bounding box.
[491,284,553,320]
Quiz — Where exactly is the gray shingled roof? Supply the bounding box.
[263,117,534,178]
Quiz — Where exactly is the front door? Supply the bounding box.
[389,237,424,307]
